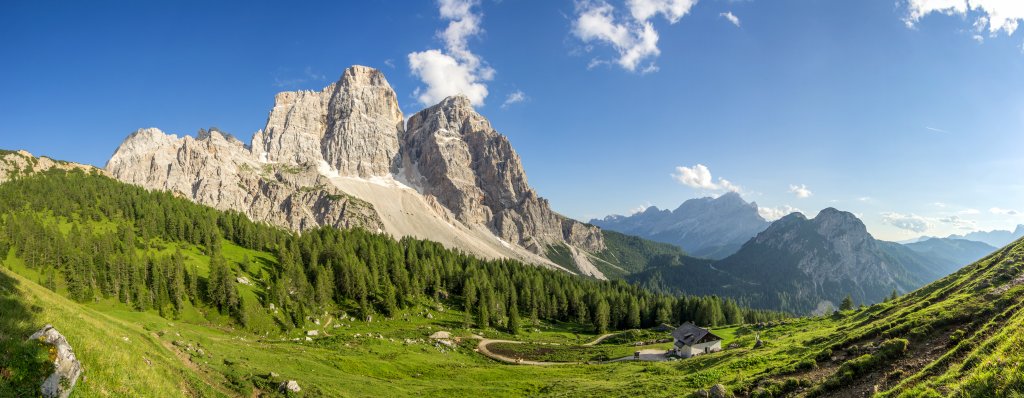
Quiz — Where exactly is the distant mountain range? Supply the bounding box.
[630,208,986,314]
[946,225,1024,248]
[904,238,997,270]
[590,192,770,259]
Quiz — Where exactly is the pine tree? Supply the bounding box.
[508,301,522,335]
[840,294,854,311]
[626,297,641,329]
[594,299,610,334]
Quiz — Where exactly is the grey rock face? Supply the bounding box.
[402,96,603,254]
[252,65,403,177]
[279,380,301,393]
[106,66,602,269]
[106,128,383,232]
[28,324,83,398]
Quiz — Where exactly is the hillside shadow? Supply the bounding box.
[0,266,50,396]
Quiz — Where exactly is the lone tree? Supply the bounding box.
[889,289,899,302]
[840,294,854,311]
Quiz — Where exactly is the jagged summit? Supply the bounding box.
[251,65,403,177]
[591,193,770,259]
[105,66,604,276]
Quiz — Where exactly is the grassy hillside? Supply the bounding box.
[4,167,1024,396]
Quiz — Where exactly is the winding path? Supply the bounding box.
[473,332,669,365]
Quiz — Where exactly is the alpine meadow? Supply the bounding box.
[2,1,1024,397]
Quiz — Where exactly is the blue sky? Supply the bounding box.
[2,0,1023,241]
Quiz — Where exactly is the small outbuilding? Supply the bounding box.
[671,322,723,358]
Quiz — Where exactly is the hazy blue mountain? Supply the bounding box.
[631,208,952,314]
[904,237,998,273]
[947,225,1024,248]
[590,192,770,259]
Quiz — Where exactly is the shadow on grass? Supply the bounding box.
[0,266,51,396]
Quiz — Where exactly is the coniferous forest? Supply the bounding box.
[0,170,785,335]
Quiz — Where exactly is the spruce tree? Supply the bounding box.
[840,294,854,311]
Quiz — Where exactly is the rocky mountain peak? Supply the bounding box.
[402,93,601,254]
[812,207,869,239]
[106,66,604,274]
[251,65,403,177]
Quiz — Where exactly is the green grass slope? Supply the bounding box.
[4,164,1024,396]
[0,265,224,397]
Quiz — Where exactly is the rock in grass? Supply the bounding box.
[709,384,731,398]
[28,325,83,398]
[279,380,301,393]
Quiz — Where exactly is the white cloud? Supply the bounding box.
[789,184,813,198]
[882,212,932,232]
[904,0,1024,36]
[628,202,654,215]
[938,215,978,230]
[720,11,740,27]
[671,164,740,192]
[758,205,801,221]
[960,208,981,215]
[925,126,950,134]
[383,59,396,68]
[408,0,495,106]
[858,196,872,202]
[990,207,1020,215]
[572,0,698,72]
[501,90,527,109]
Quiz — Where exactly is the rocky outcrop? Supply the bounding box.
[106,128,383,232]
[0,150,101,184]
[106,66,603,273]
[402,96,603,254]
[279,380,301,393]
[28,325,83,398]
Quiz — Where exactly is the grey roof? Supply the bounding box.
[671,322,722,346]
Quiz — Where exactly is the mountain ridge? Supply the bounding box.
[105,66,605,277]
[591,192,770,259]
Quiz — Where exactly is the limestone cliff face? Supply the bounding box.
[251,65,403,177]
[402,96,604,254]
[106,128,383,232]
[0,150,102,183]
[106,65,604,272]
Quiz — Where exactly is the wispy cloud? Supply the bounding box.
[990,207,1021,215]
[882,211,931,232]
[273,67,327,88]
[925,126,950,134]
[939,215,977,230]
[789,184,813,198]
[501,90,528,109]
[671,164,741,192]
[408,0,495,106]
[571,0,698,73]
[720,11,740,27]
